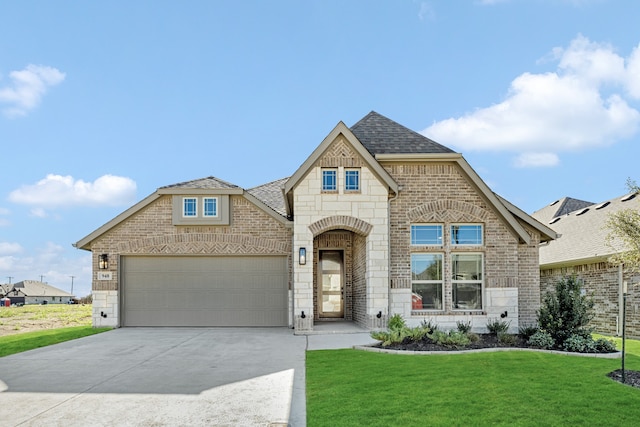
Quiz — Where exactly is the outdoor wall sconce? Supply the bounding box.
[376,311,382,319]
[99,254,109,270]
[299,247,306,265]
[500,311,508,318]
[301,311,306,319]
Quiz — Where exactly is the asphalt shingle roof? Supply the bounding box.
[532,193,640,266]
[160,176,240,190]
[246,177,289,217]
[350,111,455,155]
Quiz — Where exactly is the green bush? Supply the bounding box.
[456,320,472,334]
[388,313,407,331]
[537,276,594,346]
[420,319,439,332]
[518,323,539,340]
[498,332,518,346]
[486,318,510,335]
[562,334,596,353]
[594,337,617,353]
[428,330,470,348]
[527,330,555,349]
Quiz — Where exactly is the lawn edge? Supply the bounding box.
[354,344,622,358]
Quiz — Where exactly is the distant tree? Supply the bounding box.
[606,178,640,272]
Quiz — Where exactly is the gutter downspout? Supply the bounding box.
[387,188,401,323]
[618,263,624,336]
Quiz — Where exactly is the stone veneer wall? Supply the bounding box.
[89,194,292,327]
[352,233,368,328]
[541,262,640,338]
[382,162,541,330]
[292,135,390,331]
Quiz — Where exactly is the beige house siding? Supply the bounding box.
[382,161,540,330]
[89,194,292,327]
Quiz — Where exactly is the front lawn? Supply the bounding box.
[306,349,640,426]
[0,326,111,357]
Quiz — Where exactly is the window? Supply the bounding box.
[411,253,443,310]
[451,224,483,245]
[183,197,197,217]
[452,253,483,310]
[345,169,360,191]
[411,224,443,245]
[203,197,218,217]
[322,169,337,191]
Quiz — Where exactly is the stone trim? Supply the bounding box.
[407,200,489,223]
[309,216,373,237]
[117,233,290,254]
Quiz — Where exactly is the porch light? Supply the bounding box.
[99,254,109,270]
[299,247,306,265]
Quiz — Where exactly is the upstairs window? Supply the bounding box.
[183,197,197,217]
[451,224,483,246]
[322,169,337,191]
[203,197,218,217]
[345,169,360,191]
[411,224,443,245]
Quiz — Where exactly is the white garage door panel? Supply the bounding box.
[122,256,288,327]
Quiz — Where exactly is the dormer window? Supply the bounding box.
[203,197,218,217]
[183,197,197,217]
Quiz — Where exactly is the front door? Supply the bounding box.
[318,250,344,318]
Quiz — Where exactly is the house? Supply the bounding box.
[5,280,75,305]
[74,111,556,332]
[532,193,640,337]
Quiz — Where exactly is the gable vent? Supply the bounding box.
[549,217,561,224]
[549,200,560,206]
[576,208,589,216]
[621,193,637,202]
[595,201,610,210]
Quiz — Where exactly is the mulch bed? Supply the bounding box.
[607,370,640,389]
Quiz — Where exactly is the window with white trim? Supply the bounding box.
[411,253,443,310]
[322,169,337,191]
[451,224,483,245]
[203,197,218,217]
[452,253,483,310]
[183,197,197,217]
[344,169,360,191]
[411,224,443,245]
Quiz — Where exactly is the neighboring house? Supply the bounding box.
[75,111,556,332]
[532,193,640,337]
[6,280,75,305]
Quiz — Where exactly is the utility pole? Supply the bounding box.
[69,276,75,295]
[40,275,45,283]
[6,276,13,284]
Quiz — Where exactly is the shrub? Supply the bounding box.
[420,319,439,333]
[527,330,555,349]
[537,275,594,346]
[562,334,596,353]
[456,320,472,334]
[498,332,518,346]
[407,325,430,341]
[388,314,407,331]
[467,332,480,343]
[518,323,539,340]
[486,318,510,335]
[428,330,470,349]
[594,337,617,353]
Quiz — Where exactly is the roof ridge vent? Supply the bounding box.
[549,217,561,224]
[576,208,589,216]
[549,200,560,206]
[595,201,610,210]
[621,193,637,202]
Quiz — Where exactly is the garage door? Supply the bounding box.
[121,256,288,327]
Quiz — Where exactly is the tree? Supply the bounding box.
[606,178,640,273]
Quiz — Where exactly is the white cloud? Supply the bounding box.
[513,152,560,168]
[0,64,65,118]
[423,35,640,167]
[9,174,137,208]
[0,242,23,256]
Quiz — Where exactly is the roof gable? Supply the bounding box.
[351,111,455,155]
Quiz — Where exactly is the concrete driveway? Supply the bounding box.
[0,328,309,427]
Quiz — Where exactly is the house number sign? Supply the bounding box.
[97,272,113,280]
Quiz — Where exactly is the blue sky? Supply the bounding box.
[1,1,640,298]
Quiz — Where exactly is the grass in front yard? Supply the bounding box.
[0,304,93,336]
[0,326,111,357]
[306,349,640,427]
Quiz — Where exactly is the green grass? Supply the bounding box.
[307,345,640,427]
[0,326,111,357]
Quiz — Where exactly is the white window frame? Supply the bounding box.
[411,253,444,311]
[344,168,360,192]
[410,224,443,246]
[451,223,483,246]
[183,197,198,218]
[451,252,484,311]
[203,197,218,217]
[322,168,337,192]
